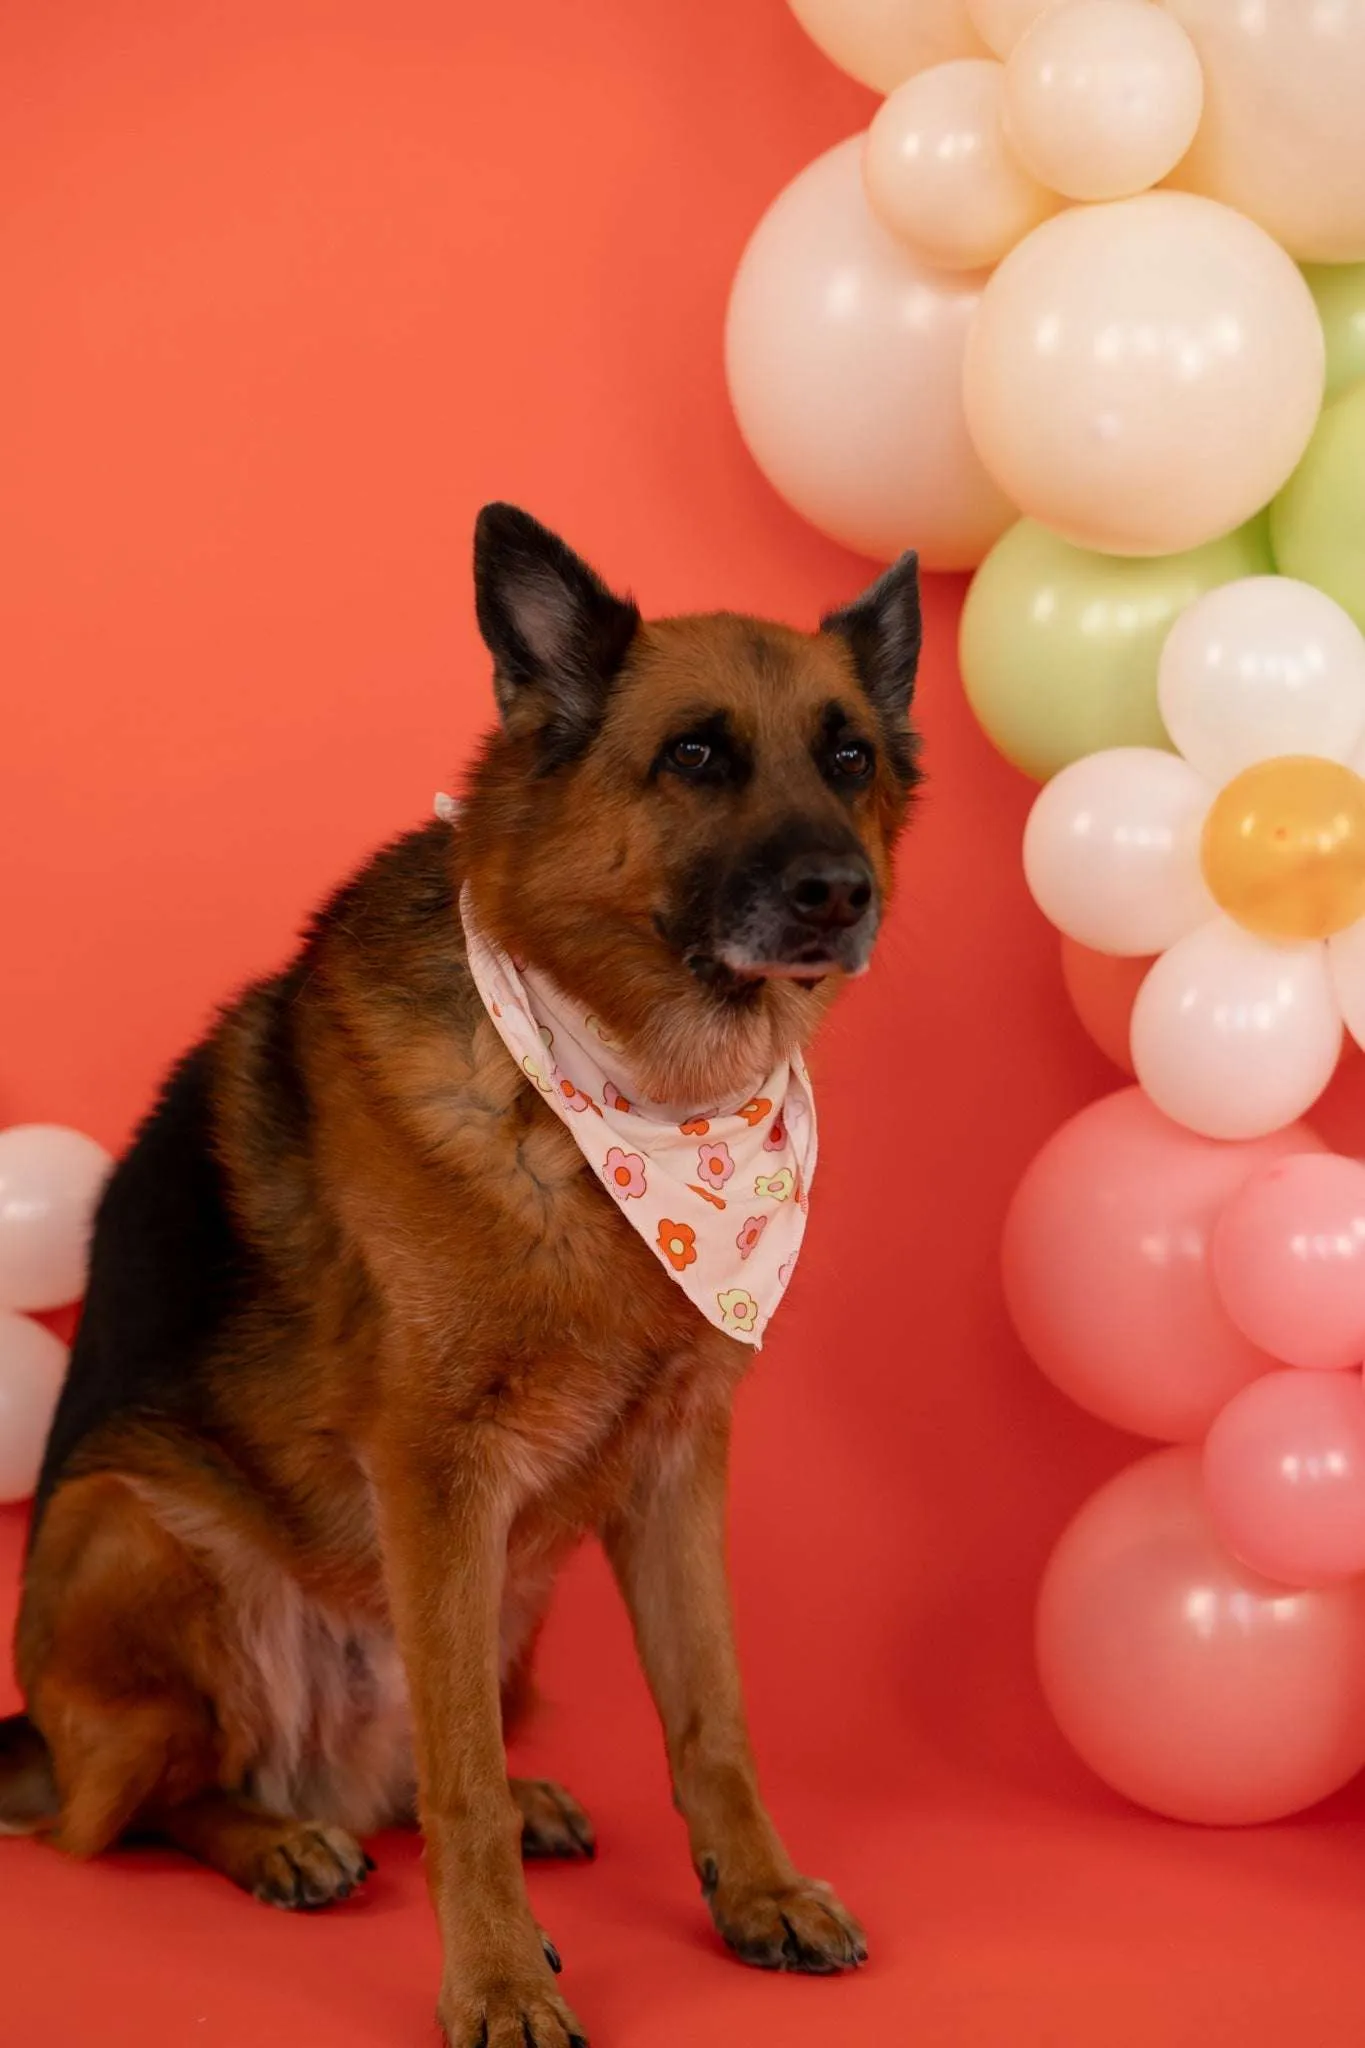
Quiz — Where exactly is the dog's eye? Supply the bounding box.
[831,741,873,781]
[666,737,713,774]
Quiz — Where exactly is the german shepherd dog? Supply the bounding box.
[0,505,921,2047]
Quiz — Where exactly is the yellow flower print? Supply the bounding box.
[521,1053,554,1094]
[717,1287,760,1336]
[754,1168,795,1202]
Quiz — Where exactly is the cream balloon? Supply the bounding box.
[726,137,1015,570]
[1002,0,1203,203]
[1024,748,1215,956]
[1165,0,1365,265]
[968,0,1057,57]
[1132,920,1344,1141]
[864,60,1058,272]
[1332,919,1365,1055]
[0,1312,67,1504]
[787,0,988,92]
[963,192,1325,557]
[0,1124,112,1313]
[1158,578,1365,788]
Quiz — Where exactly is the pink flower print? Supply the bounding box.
[778,1256,795,1288]
[604,1079,634,1115]
[556,1074,592,1113]
[764,1112,787,1152]
[736,1215,768,1261]
[697,1141,735,1191]
[603,1147,646,1201]
[754,1168,795,1202]
[717,1287,761,1337]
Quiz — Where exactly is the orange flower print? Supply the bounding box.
[658,1219,698,1271]
[603,1147,646,1200]
[689,1184,727,1211]
[736,1096,771,1127]
[604,1079,634,1115]
[754,1167,795,1202]
[764,1112,786,1152]
[697,1141,735,1191]
[736,1215,768,1261]
[717,1287,760,1336]
[556,1074,592,1113]
[680,1115,711,1137]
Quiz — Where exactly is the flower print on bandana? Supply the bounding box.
[717,1287,760,1337]
[604,1148,646,1201]
[697,1142,735,1192]
[736,1216,767,1261]
[460,886,817,1348]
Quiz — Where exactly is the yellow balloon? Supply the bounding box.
[1201,756,1365,942]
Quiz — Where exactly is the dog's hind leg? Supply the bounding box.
[152,1790,371,1908]
[0,1714,58,1835]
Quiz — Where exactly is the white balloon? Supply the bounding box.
[1158,578,1365,787]
[788,0,989,92]
[0,1312,67,1504]
[1330,919,1365,1054]
[1132,921,1343,1140]
[1023,748,1215,955]
[0,1124,112,1313]
[968,0,1058,57]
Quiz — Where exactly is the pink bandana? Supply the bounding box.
[460,890,817,1347]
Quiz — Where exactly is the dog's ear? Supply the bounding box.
[474,503,640,758]
[819,551,921,724]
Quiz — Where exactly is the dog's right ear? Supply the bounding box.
[473,504,640,761]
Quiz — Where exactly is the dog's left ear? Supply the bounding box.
[819,551,921,722]
[474,503,640,755]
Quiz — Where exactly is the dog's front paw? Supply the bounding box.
[440,1977,588,2048]
[705,1866,867,1976]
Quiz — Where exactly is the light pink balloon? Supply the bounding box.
[0,1312,67,1505]
[1204,1369,1365,1587]
[1038,1446,1365,1823]
[1213,1153,1365,1372]
[726,136,1016,570]
[1002,1086,1322,1442]
[0,1123,112,1314]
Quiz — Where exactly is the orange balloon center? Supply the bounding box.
[1200,755,1365,942]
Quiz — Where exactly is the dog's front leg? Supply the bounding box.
[372,1423,587,2048]
[604,1388,867,1976]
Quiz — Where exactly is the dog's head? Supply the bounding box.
[460,504,921,1102]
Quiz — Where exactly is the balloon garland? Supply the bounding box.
[732,0,1365,1822]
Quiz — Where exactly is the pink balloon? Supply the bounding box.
[1002,1087,1323,1442]
[1038,1446,1365,1823]
[1212,1153,1365,1372]
[1204,1369,1365,1587]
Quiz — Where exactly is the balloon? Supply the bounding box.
[963,192,1326,558]
[1023,748,1214,956]
[1304,262,1365,405]
[1058,938,1151,1075]
[1001,1087,1318,1442]
[1213,1154,1365,1373]
[1002,0,1203,203]
[1204,1370,1365,1588]
[863,60,1057,272]
[1272,384,1365,638]
[959,514,1272,781]
[1333,915,1365,1053]
[1131,919,1343,1141]
[1164,0,1365,265]
[1158,576,1365,787]
[0,1312,67,1505]
[726,137,1015,570]
[1200,757,1365,944]
[1037,1446,1365,1824]
[967,0,1056,57]
[786,0,988,93]
[0,1124,112,1314]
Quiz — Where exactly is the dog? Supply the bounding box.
[0,503,921,2047]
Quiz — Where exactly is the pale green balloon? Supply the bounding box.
[959,515,1274,782]
[1271,384,1365,636]
[1303,262,1365,403]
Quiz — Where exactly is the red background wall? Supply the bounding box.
[3,4,1364,2043]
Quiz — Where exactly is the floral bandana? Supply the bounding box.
[459,887,818,1348]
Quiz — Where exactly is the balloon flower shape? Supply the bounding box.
[1025,577,1365,1139]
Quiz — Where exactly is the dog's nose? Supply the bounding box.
[781,853,875,932]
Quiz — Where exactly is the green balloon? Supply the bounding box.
[1303,262,1365,403]
[1271,384,1365,635]
[959,515,1274,782]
